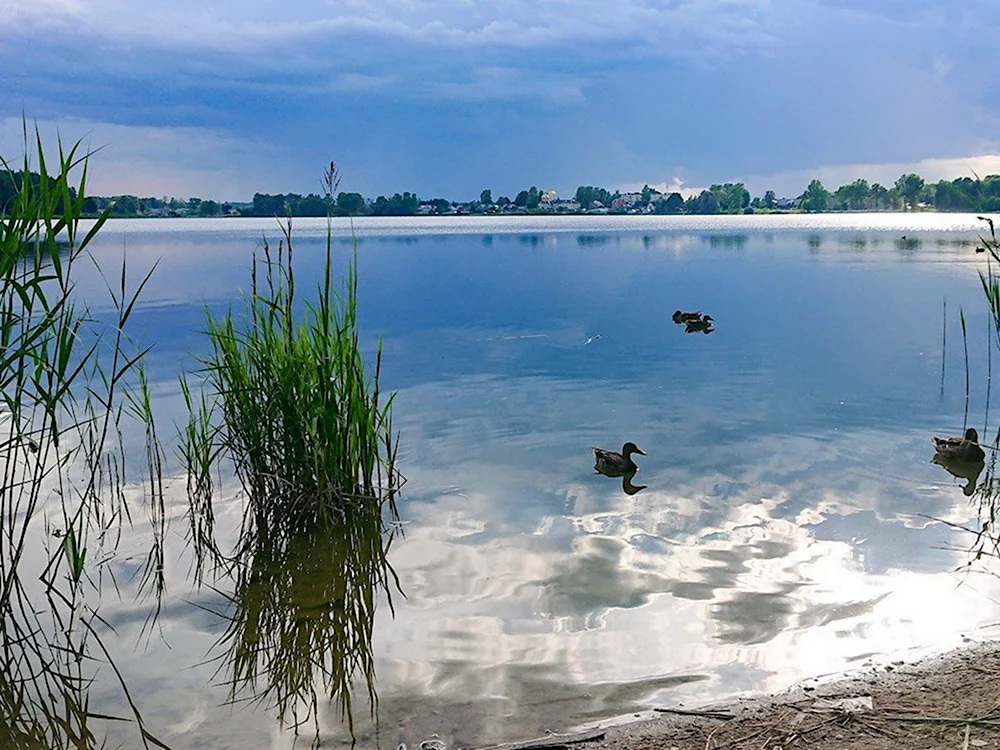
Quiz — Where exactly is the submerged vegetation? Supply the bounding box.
[180,166,403,740]
[0,130,165,747]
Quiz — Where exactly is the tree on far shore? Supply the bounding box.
[799,179,830,212]
[895,174,925,211]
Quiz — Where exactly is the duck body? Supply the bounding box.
[931,427,986,462]
[672,310,702,324]
[594,441,646,475]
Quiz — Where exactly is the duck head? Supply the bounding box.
[966,427,980,442]
[672,310,684,323]
[621,441,646,458]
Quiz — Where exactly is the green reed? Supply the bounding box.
[187,217,401,541]
[954,217,1000,566]
[181,172,402,740]
[0,126,165,748]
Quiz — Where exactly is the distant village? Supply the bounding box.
[8,172,995,218]
[76,184,824,218]
[417,188,800,216]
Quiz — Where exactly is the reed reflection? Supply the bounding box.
[181,213,404,743]
[215,498,401,740]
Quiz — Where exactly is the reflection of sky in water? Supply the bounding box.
[75,216,1000,748]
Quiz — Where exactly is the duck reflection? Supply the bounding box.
[672,310,715,334]
[620,470,648,495]
[932,453,986,496]
[593,442,648,495]
[685,316,714,334]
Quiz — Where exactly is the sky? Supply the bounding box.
[2,0,1000,202]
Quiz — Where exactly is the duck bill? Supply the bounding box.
[635,447,647,456]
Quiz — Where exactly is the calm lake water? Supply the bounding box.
[74,214,1000,748]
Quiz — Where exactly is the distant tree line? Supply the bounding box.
[7,168,1000,219]
[0,170,75,214]
[79,195,238,217]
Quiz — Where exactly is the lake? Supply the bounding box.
[71,214,1000,748]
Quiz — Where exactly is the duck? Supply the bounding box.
[672,310,703,324]
[931,427,986,462]
[594,442,646,475]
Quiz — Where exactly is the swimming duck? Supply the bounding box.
[931,427,986,462]
[593,442,646,475]
[672,310,703,324]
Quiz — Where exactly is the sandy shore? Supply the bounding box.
[478,640,1000,750]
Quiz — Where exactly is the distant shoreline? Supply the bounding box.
[84,208,977,220]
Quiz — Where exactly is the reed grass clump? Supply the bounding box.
[182,193,402,739]
[185,215,401,544]
[0,127,164,748]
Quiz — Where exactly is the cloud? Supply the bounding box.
[614,178,700,199]
[3,0,1000,200]
[0,117,294,199]
[743,154,1000,198]
[801,0,1000,27]
[429,67,585,105]
[0,0,776,59]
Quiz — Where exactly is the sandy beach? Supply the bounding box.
[479,640,1000,750]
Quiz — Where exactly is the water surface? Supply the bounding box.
[76,214,1000,748]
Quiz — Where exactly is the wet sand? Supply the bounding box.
[475,640,1000,750]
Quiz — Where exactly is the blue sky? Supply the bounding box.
[2,0,999,201]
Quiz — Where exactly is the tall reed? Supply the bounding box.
[0,126,165,748]
[182,170,402,741]
[956,217,1000,565]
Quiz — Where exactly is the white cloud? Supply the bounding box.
[615,178,700,199]
[0,0,776,58]
[742,154,1000,198]
[0,117,293,199]
[617,154,1000,204]
[801,0,1000,27]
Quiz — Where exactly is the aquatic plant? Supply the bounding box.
[0,127,165,748]
[939,217,1000,568]
[181,169,402,741]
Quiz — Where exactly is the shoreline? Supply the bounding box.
[480,639,1000,750]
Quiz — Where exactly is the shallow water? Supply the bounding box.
[74,214,1000,748]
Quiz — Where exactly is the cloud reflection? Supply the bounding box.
[65,222,1000,748]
